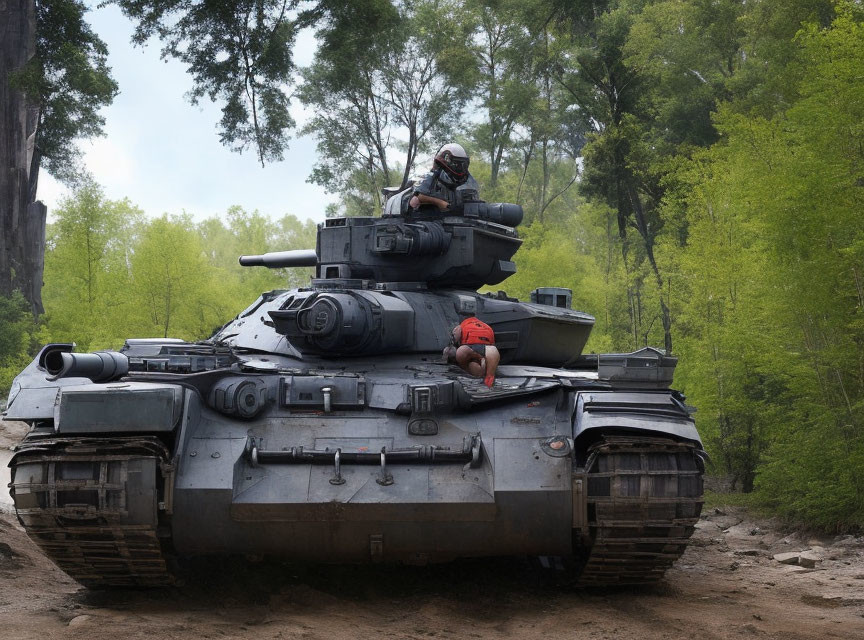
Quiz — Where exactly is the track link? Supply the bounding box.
[576,436,704,586]
[9,437,174,588]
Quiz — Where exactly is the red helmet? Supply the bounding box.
[434,143,470,184]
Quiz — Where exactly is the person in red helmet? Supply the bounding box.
[442,316,500,388]
[410,143,480,213]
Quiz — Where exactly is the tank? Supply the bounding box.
[2,199,704,588]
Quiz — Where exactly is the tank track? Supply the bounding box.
[576,435,704,586]
[9,437,174,588]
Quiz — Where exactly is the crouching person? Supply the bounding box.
[443,316,500,388]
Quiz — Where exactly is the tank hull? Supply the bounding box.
[170,401,573,561]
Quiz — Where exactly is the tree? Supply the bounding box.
[116,0,305,167]
[115,1,401,167]
[0,1,38,317]
[536,1,675,350]
[1,0,117,317]
[464,0,538,188]
[0,290,38,396]
[198,205,317,300]
[536,0,832,354]
[3,1,407,316]
[299,0,475,214]
[39,192,318,352]
[130,215,226,339]
[652,2,864,523]
[41,183,141,349]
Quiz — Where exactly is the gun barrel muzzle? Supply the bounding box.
[239,249,318,268]
[462,202,524,227]
[47,351,129,382]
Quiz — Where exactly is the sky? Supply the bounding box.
[36,4,337,224]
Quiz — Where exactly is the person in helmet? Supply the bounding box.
[442,316,500,388]
[409,143,480,213]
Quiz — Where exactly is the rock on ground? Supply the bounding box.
[773,551,801,565]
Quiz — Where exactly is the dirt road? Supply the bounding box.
[1,421,863,640]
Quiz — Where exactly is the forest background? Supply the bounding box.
[2,0,863,530]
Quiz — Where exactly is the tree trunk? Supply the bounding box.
[490,141,504,188]
[1,0,45,317]
[627,182,673,354]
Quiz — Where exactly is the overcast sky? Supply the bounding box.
[36,4,336,224]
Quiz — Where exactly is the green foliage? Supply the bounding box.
[37,187,318,354]
[702,490,764,512]
[463,0,543,187]
[11,0,118,185]
[199,206,316,296]
[0,292,39,398]
[114,0,405,166]
[41,182,142,349]
[300,0,474,213]
[115,0,307,165]
[652,2,864,527]
[483,0,864,528]
[127,215,223,339]
[503,206,629,354]
[0,292,32,364]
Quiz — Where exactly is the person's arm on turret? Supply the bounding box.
[410,169,450,211]
[411,192,450,210]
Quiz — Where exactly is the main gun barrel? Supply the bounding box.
[46,351,129,382]
[238,249,318,269]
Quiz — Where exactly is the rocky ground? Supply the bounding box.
[1,420,863,639]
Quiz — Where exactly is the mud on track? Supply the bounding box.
[1,421,863,640]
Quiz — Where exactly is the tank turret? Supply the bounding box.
[236,207,595,364]
[240,210,524,289]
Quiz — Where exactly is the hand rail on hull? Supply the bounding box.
[243,434,482,469]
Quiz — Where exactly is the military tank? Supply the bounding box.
[3,196,704,588]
